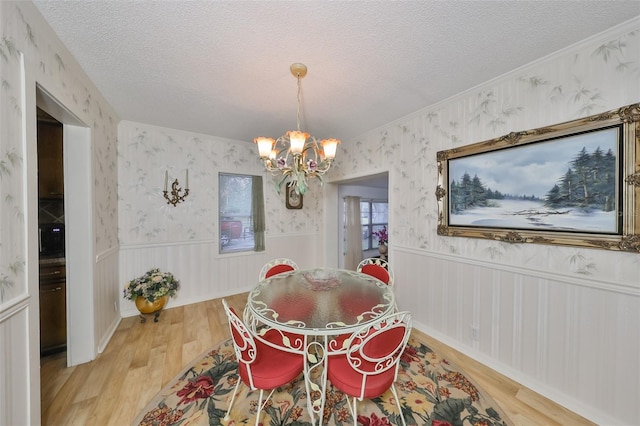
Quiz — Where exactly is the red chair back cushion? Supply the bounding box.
[361,325,405,360]
[327,324,407,398]
[265,264,295,278]
[360,264,390,284]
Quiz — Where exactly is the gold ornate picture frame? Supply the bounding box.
[436,103,639,252]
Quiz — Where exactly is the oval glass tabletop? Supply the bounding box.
[247,267,395,335]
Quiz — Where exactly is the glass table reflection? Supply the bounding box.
[246,267,396,425]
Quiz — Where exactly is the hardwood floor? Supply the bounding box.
[40,293,594,425]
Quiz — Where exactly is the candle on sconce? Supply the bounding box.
[162,167,189,206]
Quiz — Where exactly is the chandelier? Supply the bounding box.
[254,63,340,195]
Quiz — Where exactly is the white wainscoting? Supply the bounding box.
[0,300,30,426]
[392,246,639,426]
[118,234,321,317]
[95,247,121,354]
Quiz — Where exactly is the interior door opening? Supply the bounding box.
[333,172,389,270]
[37,108,67,357]
[36,85,94,369]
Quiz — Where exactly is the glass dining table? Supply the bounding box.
[245,267,396,425]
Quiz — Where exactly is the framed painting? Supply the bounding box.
[436,103,640,252]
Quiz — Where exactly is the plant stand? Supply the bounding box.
[139,310,163,323]
[135,295,169,323]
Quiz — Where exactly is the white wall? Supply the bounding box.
[327,18,640,425]
[117,122,325,316]
[0,1,120,424]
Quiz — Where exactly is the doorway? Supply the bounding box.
[329,172,389,269]
[37,108,67,357]
[36,85,95,367]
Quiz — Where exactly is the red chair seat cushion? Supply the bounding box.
[227,305,304,390]
[238,332,304,390]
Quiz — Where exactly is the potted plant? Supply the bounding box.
[372,226,389,259]
[123,268,180,318]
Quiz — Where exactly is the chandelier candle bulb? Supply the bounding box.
[287,131,308,155]
[255,137,275,159]
[164,170,168,192]
[185,169,188,190]
[321,139,340,160]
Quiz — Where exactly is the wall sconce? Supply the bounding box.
[163,170,189,206]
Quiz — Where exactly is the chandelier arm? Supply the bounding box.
[311,162,333,175]
[263,162,300,178]
[262,160,284,173]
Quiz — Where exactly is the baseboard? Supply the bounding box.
[98,315,121,355]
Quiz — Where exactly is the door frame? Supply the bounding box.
[325,172,389,269]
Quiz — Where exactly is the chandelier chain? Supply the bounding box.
[296,73,302,132]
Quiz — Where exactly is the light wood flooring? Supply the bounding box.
[41,293,594,425]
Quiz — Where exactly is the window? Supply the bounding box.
[218,173,264,254]
[360,200,388,250]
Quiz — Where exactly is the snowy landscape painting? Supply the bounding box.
[447,126,621,234]
[436,103,639,251]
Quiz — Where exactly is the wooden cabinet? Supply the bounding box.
[37,118,64,199]
[39,262,66,355]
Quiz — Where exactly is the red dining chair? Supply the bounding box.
[357,257,394,287]
[258,257,299,280]
[327,310,412,426]
[222,299,305,426]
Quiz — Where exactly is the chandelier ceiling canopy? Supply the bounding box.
[254,63,340,195]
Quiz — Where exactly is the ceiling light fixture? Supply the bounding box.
[254,63,340,195]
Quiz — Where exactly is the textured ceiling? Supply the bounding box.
[32,1,640,144]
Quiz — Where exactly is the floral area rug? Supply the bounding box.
[133,337,512,426]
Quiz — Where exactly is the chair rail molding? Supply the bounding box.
[392,245,640,296]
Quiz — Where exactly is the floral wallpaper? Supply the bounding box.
[331,25,640,288]
[118,122,324,247]
[0,1,119,303]
[0,7,25,303]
